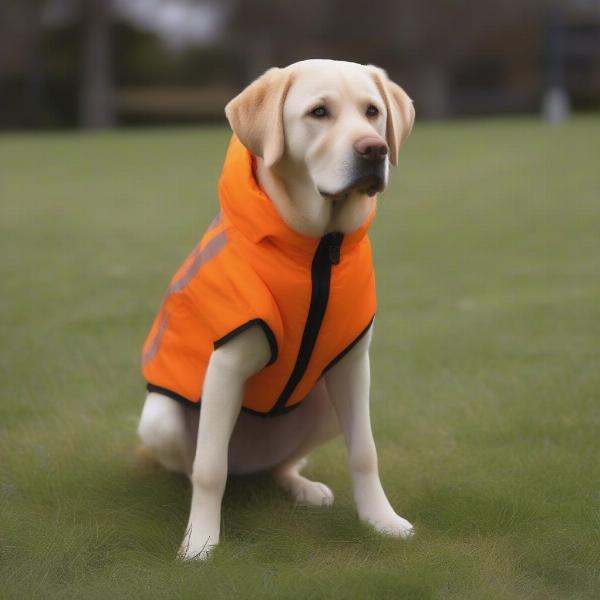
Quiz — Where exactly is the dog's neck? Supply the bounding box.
[255,158,376,238]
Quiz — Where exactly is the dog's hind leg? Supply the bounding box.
[137,392,196,475]
[273,458,335,507]
[270,379,340,507]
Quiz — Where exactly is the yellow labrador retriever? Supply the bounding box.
[137,59,415,560]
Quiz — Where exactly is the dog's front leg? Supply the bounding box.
[324,327,414,538]
[178,325,271,560]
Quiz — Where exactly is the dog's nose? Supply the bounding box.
[354,137,388,162]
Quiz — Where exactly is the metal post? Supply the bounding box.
[542,1,571,124]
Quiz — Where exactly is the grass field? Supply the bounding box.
[1,116,599,599]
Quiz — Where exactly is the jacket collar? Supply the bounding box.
[218,135,375,256]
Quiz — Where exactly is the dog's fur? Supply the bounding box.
[137,59,415,560]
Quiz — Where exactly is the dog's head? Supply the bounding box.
[225,59,414,213]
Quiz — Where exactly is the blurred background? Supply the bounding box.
[2,0,600,130]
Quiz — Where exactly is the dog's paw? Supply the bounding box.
[365,512,415,539]
[295,479,335,507]
[276,473,335,507]
[178,544,213,561]
[177,530,218,561]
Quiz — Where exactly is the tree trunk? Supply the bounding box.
[416,64,450,120]
[80,0,115,128]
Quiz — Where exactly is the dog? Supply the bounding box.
[137,59,416,560]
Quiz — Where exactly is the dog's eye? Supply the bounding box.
[366,105,379,118]
[310,106,329,118]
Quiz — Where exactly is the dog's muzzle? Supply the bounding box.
[319,162,386,200]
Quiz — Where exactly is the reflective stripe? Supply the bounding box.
[183,212,223,265]
[170,230,227,292]
[141,314,169,368]
[141,230,228,367]
[207,211,222,231]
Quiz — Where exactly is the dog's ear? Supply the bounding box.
[225,67,294,168]
[367,66,415,166]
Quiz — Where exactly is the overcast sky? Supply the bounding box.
[42,0,231,50]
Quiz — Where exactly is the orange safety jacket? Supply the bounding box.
[141,135,376,416]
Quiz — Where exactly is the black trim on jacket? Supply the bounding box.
[322,315,375,374]
[214,318,278,366]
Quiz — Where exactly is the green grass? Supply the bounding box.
[1,116,599,599]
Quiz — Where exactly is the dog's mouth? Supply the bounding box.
[319,173,385,201]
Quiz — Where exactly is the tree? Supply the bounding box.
[224,0,546,118]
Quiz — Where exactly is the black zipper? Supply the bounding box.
[269,231,343,414]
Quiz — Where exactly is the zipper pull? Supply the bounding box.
[328,232,342,265]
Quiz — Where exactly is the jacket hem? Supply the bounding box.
[144,382,302,418]
[146,383,198,406]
